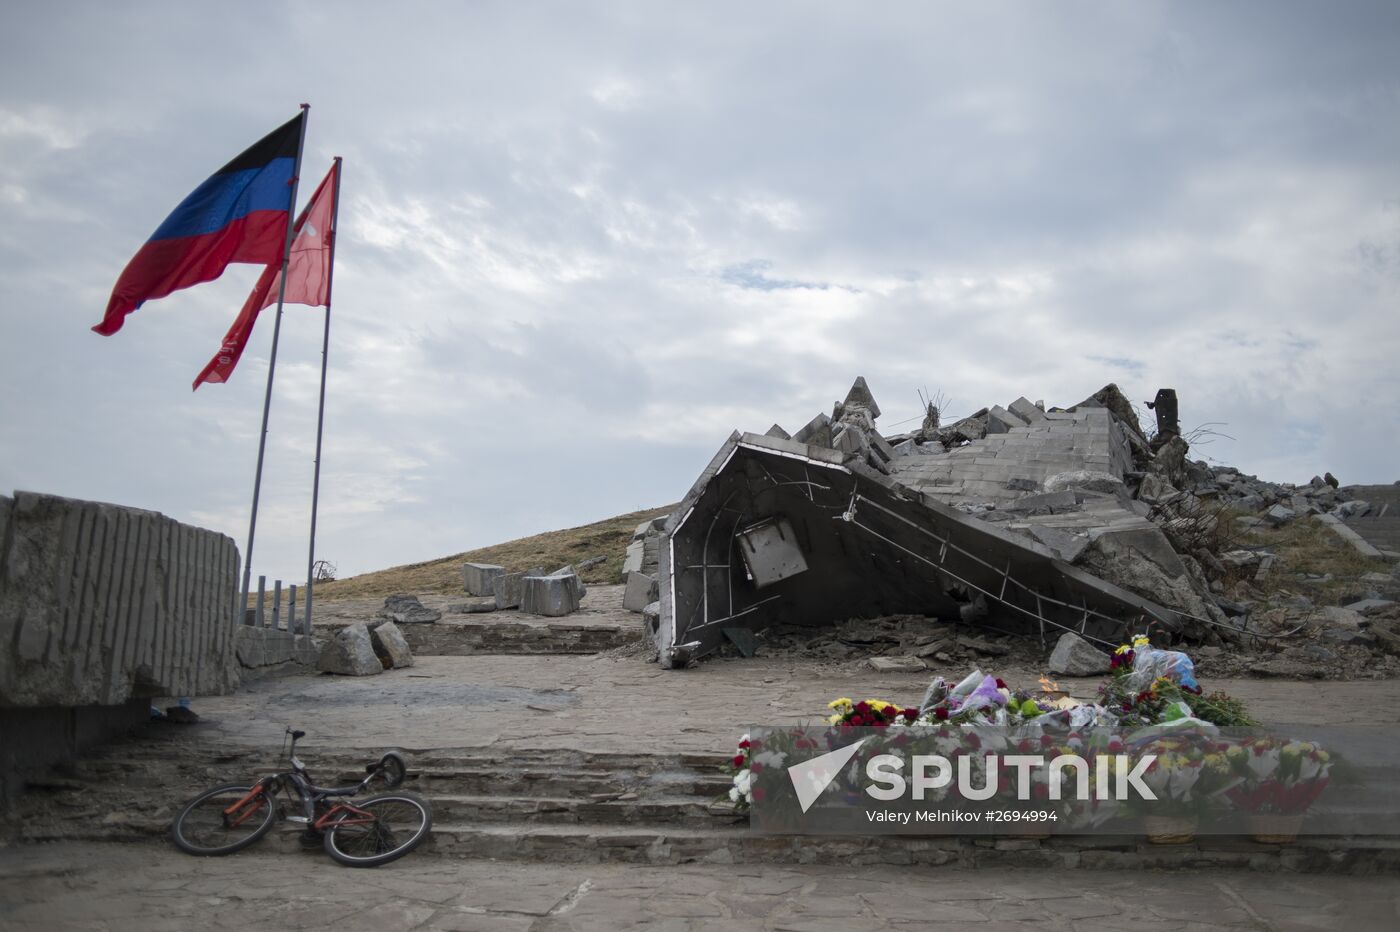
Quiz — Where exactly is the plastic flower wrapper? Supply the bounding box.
[1226,737,1333,816]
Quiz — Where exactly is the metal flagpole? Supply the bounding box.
[238,104,310,621]
[303,157,342,634]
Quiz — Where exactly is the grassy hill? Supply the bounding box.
[311,505,676,602]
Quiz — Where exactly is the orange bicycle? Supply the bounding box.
[170,727,431,867]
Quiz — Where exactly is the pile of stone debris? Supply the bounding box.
[634,376,1400,678]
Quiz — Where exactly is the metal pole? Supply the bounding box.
[239,105,311,615]
[304,157,342,634]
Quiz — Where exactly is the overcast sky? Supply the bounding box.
[2,2,1398,584]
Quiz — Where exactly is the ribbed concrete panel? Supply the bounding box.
[0,491,241,707]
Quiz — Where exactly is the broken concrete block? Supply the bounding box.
[317,623,383,676]
[868,655,925,673]
[831,426,864,455]
[623,572,659,613]
[1344,598,1400,612]
[792,412,834,448]
[622,539,645,576]
[843,376,881,419]
[1008,397,1047,425]
[1044,471,1127,496]
[1006,491,1077,514]
[1027,526,1089,563]
[942,414,986,443]
[378,595,441,625]
[1264,504,1296,527]
[493,567,546,609]
[461,563,505,597]
[1322,628,1375,646]
[548,565,588,601]
[369,621,414,669]
[1047,632,1110,676]
[1320,606,1365,631]
[446,598,498,614]
[520,571,584,617]
[956,635,1009,656]
[765,423,791,440]
[1336,500,1371,519]
[985,405,1026,434]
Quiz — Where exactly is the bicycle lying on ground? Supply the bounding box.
[170,727,432,867]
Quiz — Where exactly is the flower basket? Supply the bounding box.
[1142,815,1197,844]
[1248,812,1304,844]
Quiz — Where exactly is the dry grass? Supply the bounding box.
[310,504,677,603]
[1220,508,1390,602]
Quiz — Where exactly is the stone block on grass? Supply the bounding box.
[461,563,505,596]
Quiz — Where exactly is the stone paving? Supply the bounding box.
[1,840,1397,931]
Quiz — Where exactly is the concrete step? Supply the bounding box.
[427,792,729,826]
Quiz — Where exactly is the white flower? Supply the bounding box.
[729,786,741,802]
[734,769,753,795]
[754,749,786,768]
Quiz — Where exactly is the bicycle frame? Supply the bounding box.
[223,730,388,829]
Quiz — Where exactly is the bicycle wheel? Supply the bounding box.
[377,751,406,788]
[171,784,277,856]
[322,792,432,867]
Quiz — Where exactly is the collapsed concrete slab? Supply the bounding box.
[650,378,1233,669]
[654,430,1184,668]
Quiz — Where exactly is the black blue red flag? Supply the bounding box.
[93,112,305,336]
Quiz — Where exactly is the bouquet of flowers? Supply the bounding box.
[827,697,921,727]
[1226,738,1332,816]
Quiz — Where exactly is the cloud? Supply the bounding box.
[1,1,1398,582]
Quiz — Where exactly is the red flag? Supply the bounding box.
[193,161,339,389]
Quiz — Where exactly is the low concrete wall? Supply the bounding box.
[235,626,318,668]
[0,491,242,708]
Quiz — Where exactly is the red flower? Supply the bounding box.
[750,762,764,774]
[904,708,921,721]
[965,733,982,750]
[751,787,766,803]
[934,707,950,721]
[1039,734,1055,748]
[732,754,746,768]
[995,678,1007,689]
[738,739,751,749]
[854,701,872,715]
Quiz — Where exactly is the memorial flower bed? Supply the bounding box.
[723,633,1335,840]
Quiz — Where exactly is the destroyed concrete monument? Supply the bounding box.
[650,378,1236,668]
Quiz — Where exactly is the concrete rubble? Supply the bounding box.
[646,376,1400,672]
[369,620,414,669]
[520,566,587,618]
[1047,632,1111,676]
[379,593,442,625]
[316,622,384,676]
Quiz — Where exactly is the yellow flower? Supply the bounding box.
[1114,644,1133,655]
[867,699,891,711]
[1132,634,1150,647]
[828,714,843,725]
[828,698,854,710]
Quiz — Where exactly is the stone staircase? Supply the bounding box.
[7,736,1399,873]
